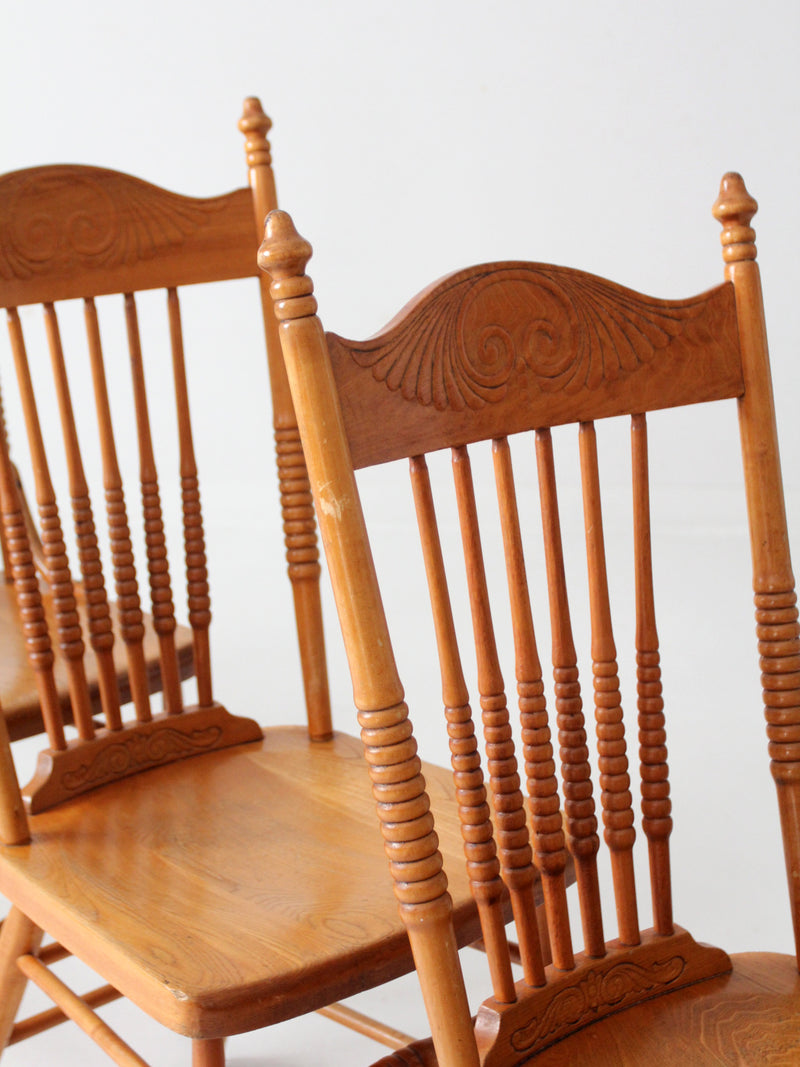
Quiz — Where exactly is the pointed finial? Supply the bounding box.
[258,210,318,321]
[712,172,758,264]
[239,96,273,168]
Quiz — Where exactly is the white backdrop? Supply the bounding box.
[2,0,799,966]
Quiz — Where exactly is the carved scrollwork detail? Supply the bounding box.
[510,952,686,1052]
[61,724,223,792]
[0,167,226,280]
[330,265,713,411]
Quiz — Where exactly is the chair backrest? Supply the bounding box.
[0,99,329,834]
[257,175,800,1065]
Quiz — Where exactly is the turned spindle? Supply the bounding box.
[240,98,331,740]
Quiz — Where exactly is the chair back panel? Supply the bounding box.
[0,166,259,306]
[0,135,292,819]
[325,264,743,469]
[259,174,800,1065]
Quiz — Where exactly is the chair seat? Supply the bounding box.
[0,579,195,741]
[371,952,800,1065]
[0,726,492,1039]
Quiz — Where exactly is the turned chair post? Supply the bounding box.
[259,210,478,1067]
[240,99,332,741]
[714,173,800,967]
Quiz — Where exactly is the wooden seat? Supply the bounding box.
[0,729,485,1042]
[258,171,800,1065]
[0,100,519,1065]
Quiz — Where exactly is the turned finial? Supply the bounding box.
[713,172,758,264]
[239,96,273,168]
[258,210,317,320]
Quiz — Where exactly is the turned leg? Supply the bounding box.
[192,1037,225,1067]
[0,908,44,1050]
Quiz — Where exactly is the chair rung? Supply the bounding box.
[9,981,122,1043]
[15,954,149,1067]
[316,1002,417,1050]
[37,940,72,966]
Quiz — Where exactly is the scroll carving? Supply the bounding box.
[509,953,686,1052]
[330,265,719,412]
[476,927,731,1065]
[0,167,227,281]
[23,704,263,812]
[61,723,223,791]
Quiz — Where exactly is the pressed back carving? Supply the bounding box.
[259,173,800,1064]
[0,166,259,305]
[325,263,743,468]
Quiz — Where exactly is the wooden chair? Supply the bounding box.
[258,172,800,1065]
[0,99,334,749]
[0,100,509,1065]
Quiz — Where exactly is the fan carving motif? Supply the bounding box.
[329,266,712,411]
[0,167,224,280]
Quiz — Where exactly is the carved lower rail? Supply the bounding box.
[23,704,263,812]
[475,926,731,1065]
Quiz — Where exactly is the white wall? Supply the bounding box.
[2,0,799,964]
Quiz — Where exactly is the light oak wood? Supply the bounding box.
[370,951,800,1067]
[492,438,573,973]
[8,981,121,1044]
[317,1003,416,1050]
[0,95,330,746]
[260,216,483,1067]
[0,729,487,1036]
[713,174,800,964]
[16,954,149,1067]
[239,97,332,740]
[632,411,673,936]
[191,1039,225,1067]
[451,444,545,990]
[410,453,516,1005]
[0,582,192,741]
[0,909,42,1048]
[0,100,485,1067]
[496,952,800,1066]
[259,171,800,1064]
[325,267,742,469]
[535,427,604,961]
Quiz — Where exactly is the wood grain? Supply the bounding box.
[410,453,516,1005]
[526,952,800,1066]
[0,167,259,306]
[0,728,490,1039]
[327,266,742,469]
[240,95,332,741]
[0,100,342,1065]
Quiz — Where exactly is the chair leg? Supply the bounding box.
[0,907,44,1050]
[192,1037,225,1067]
